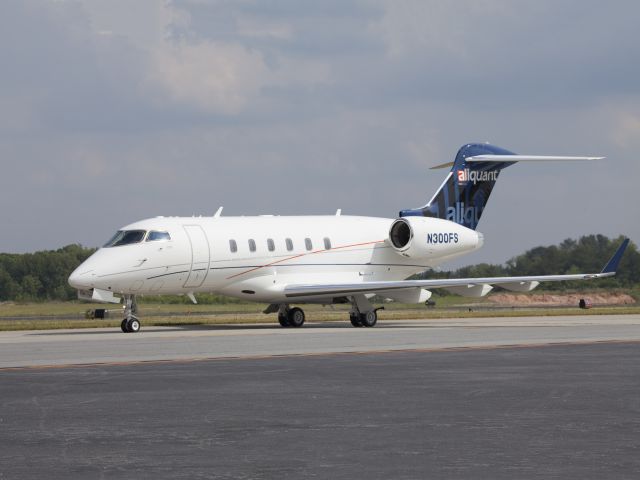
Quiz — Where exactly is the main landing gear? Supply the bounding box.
[349,310,378,328]
[271,295,381,329]
[349,294,381,328]
[277,305,306,328]
[121,295,140,333]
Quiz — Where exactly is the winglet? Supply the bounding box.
[601,238,630,274]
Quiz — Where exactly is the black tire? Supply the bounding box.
[287,307,305,328]
[126,318,141,333]
[350,314,362,327]
[278,314,290,327]
[360,310,377,328]
[121,319,129,333]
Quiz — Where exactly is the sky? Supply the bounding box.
[1,0,639,267]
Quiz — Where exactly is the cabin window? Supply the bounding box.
[323,237,331,250]
[305,238,313,251]
[104,230,146,247]
[248,239,256,252]
[147,231,171,242]
[267,238,275,252]
[285,238,293,251]
[229,239,238,253]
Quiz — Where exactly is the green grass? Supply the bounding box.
[0,300,638,331]
[0,301,269,318]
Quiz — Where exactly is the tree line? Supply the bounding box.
[0,234,637,302]
[0,244,95,301]
[421,234,639,290]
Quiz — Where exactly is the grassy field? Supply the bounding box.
[0,296,638,331]
[0,294,478,318]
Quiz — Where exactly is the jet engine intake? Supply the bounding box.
[388,217,482,260]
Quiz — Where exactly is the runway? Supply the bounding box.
[0,314,639,369]
[2,315,640,479]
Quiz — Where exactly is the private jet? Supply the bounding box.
[68,143,629,332]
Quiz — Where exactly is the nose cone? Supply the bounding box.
[68,261,95,289]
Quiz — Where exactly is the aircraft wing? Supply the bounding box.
[284,239,629,299]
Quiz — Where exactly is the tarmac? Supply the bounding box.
[1,314,639,478]
[1,314,640,369]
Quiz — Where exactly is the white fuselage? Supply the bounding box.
[68,215,482,304]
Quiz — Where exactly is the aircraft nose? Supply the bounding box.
[68,263,94,289]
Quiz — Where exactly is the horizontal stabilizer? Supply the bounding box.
[467,154,604,163]
[429,161,455,170]
[412,143,606,230]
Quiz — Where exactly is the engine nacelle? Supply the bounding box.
[388,216,483,260]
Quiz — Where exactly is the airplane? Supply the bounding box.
[68,143,630,333]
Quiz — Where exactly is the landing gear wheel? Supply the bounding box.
[126,318,141,333]
[350,313,363,327]
[278,314,290,327]
[287,307,305,328]
[360,310,377,328]
[120,294,140,333]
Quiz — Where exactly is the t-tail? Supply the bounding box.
[400,143,603,230]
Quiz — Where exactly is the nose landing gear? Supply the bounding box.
[120,295,140,333]
[121,317,140,333]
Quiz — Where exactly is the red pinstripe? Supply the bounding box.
[224,239,386,280]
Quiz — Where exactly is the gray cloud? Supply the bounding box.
[0,0,638,267]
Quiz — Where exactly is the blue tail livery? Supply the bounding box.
[400,143,603,230]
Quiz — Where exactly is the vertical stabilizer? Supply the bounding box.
[400,143,516,230]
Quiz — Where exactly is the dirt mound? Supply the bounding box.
[486,292,636,306]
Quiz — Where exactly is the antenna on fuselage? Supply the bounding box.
[214,206,223,218]
[335,209,342,216]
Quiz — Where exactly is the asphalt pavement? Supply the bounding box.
[1,342,639,479]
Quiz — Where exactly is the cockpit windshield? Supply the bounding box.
[104,230,146,247]
[146,231,171,242]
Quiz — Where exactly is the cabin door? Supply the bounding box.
[183,225,210,289]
